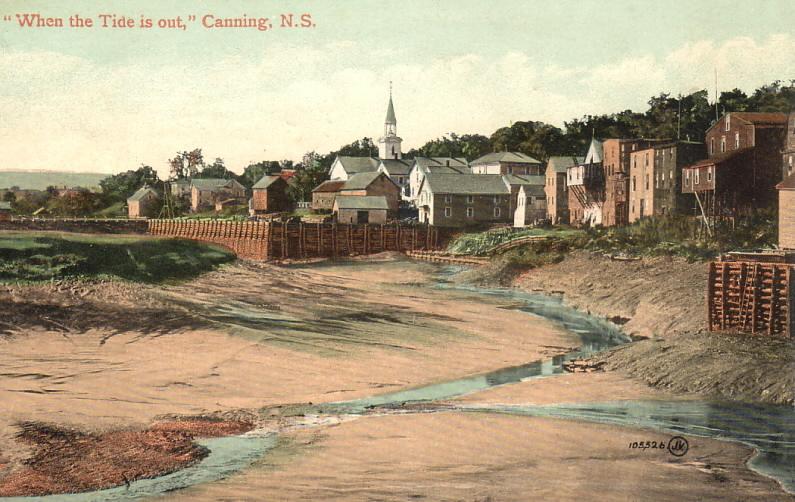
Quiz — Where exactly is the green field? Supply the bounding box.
[0,171,106,190]
[0,232,236,283]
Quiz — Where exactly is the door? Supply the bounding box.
[357,210,369,224]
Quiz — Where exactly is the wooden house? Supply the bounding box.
[408,157,469,204]
[628,141,705,222]
[250,175,290,215]
[190,178,246,212]
[126,187,159,219]
[568,138,605,226]
[311,180,346,211]
[777,173,795,249]
[683,112,788,217]
[338,171,401,213]
[514,184,546,228]
[545,156,582,224]
[333,195,389,224]
[416,173,511,227]
[328,156,380,181]
[470,152,543,175]
[0,201,11,221]
[377,158,414,200]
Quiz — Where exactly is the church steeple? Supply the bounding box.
[379,82,402,159]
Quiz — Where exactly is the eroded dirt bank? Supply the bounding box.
[508,251,795,405]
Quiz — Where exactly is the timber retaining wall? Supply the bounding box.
[147,220,444,260]
[1,218,148,234]
[707,261,793,337]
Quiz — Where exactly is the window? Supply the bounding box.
[655,173,659,189]
[725,114,731,131]
[444,195,452,203]
[466,207,474,218]
[645,174,649,190]
[444,207,451,217]
[551,196,554,205]
[734,132,740,149]
[493,195,500,205]
[632,176,636,191]
[720,137,726,153]
[669,170,673,181]
[494,207,501,218]
[710,138,715,155]
[695,170,700,184]
[528,196,534,204]
[645,153,649,166]
[707,167,713,182]
[507,166,513,174]
[466,195,474,204]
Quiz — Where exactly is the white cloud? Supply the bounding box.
[1,34,793,175]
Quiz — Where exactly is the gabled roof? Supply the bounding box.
[471,152,542,166]
[585,139,603,164]
[379,159,413,176]
[414,157,469,169]
[730,112,788,126]
[547,156,584,173]
[127,187,158,202]
[503,174,545,187]
[334,195,389,210]
[332,156,380,175]
[0,201,11,210]
[685,147,754,169]
[341,171,394,191]
[172,178,191,186]
[313,180,346,193]
[421,173,510,195]
[252,175,284,189]
[518,184,546,197]
[777,172,795,190]
[191,178,243,191]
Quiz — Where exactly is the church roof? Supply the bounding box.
[584,139,604,164]
[379,158,413,175]
[385,96,396,124]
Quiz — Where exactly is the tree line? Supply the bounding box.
[6,80,793,216]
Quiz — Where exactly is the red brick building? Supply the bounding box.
[545,156,582,224]
[601,138,668,226]
[777,173,795,249]
[682,112,787,216]
[567,139,605,226]
[250,175,290,215]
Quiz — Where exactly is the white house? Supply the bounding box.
[407,157,470,205]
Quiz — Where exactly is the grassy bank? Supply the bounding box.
[0,232,235,283]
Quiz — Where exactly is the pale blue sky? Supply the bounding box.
[1,0,793,173]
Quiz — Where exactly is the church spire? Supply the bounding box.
[385,81,396,124]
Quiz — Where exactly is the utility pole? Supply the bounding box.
[714,68,720,122]
[677,94,682,141]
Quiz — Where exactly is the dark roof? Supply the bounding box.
[252,175,284,189]
[685,147,754,168]
[334,195,389,210]
[777,173,795,190]
[127,187,158,202]
[333,156,380,175]
[422,173,510,194]
[342,171,394,191]
[379,159,413,175]
[312,180,346,193]
[191,178,243,191]
[547,156,584,173]
[0,201,11,211]
[503,174,545,187]
[731,112,788,126]
[471,152,542,165]
[519,184,546,197]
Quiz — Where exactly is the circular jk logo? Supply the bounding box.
[667,436,689,457]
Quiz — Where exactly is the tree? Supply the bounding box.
[287,151,327,203]
[407,133,492,160]
[196,157,235,179]
[168,148,204,179]
[239,160,282,188]
[48,190,103,216]
[98,164,160,204]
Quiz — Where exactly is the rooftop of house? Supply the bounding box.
[421,173,510,195]
[252,175,284,189]
[334,195,389,210]
[333,156,381,174]
[519,184,546,196]
[191,178,242,191]
[127,186,158,202]
[503,174,545,186]
[470,152,542,165]
[379,158,414,175]
[0,201,11,211]
[547,156,584,173]
[729,112,789,126]
[777,172,795,191]
[341,171,394,191]
[685,147,754,168]
[584,138,604,164]
[414,157,469,168]
[312,180,346,193]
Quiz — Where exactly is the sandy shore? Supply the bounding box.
[168,412,792,502]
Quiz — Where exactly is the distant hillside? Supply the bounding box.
[0,171,107,190]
